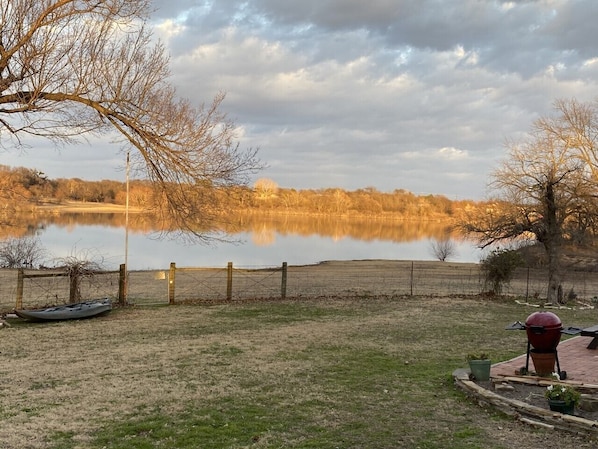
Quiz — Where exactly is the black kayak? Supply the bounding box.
[15,298,112,321]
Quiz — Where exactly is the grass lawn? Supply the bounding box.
[1,296,597,448]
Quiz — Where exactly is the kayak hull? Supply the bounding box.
[15,299,112,321]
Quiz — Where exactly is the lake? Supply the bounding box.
[28,215,486,270]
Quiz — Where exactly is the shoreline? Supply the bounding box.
[36,201,142,213]
[35,201,455,222]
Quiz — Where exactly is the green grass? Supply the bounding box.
[6,296,597,449]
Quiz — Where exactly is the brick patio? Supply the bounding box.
[491,336,598,385]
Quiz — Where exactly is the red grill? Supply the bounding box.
[505,311,567,379]
[525,311,562,351]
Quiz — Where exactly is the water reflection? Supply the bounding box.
[4,213,484,270]
[232,214,462,243]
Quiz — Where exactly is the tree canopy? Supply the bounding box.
[0,0,261,241]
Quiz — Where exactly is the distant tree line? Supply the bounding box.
[0,165,151,209]
[0,166,485,220]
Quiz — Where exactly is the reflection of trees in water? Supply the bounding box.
[227,213,466,244]
[0,211,469,245]
[0,212,157,240]
[251,223,276,246]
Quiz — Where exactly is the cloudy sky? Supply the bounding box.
[6,0,598,199]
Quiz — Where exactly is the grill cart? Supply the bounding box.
[505,311,581,380]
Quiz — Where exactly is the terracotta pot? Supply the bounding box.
[530,349,556,377]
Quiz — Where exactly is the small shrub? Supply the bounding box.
[0,237,46,268]
[480,248,524,295]
[430,238,457,262]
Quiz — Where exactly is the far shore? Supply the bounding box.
[36,200,142,213]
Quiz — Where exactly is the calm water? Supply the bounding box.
[34,222,485,270]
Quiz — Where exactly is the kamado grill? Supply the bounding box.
[526,311,563,350]
[506,311,570,379]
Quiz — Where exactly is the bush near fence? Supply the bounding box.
[2,260,598,313]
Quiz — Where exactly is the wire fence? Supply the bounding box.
[2,260,598,313]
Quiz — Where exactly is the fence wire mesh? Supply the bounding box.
[0,269,121,312]
[2,261,598,313]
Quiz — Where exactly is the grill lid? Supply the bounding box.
[525,311,562,329]
[525,311,562,351]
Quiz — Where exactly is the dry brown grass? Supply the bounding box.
[1,295,597,448]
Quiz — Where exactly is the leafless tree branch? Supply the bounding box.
[0,0,262,242]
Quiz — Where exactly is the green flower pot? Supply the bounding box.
[548,399,575,415]
[468,359,491,381]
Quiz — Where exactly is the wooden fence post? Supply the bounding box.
[118,264,126,306]
[410,261,414,296]
[169,262,176,304]
[69,271,80,303]
[16,268,24,310]
[227,262,233,300]
[281,262,287,299]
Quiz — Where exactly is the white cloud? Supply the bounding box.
[5,0,598,200]
[437,147,468,161]
[154,19,186,39]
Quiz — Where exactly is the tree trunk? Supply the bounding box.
[544,181,562,305]
[546,243,561,305]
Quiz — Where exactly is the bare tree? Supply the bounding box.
[535,99,598,242]
[429,237,457,262]
[462,104,596,304]
[253,178,279,199]
[537,98,598,181]
[0,236,46,268]
[0,0,261,241]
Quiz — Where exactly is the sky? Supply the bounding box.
[4,0,598,200]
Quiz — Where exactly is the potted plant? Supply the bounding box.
[467,353,491,381]
[544,373,580,415]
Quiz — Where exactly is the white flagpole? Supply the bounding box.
[124,151,130,303]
